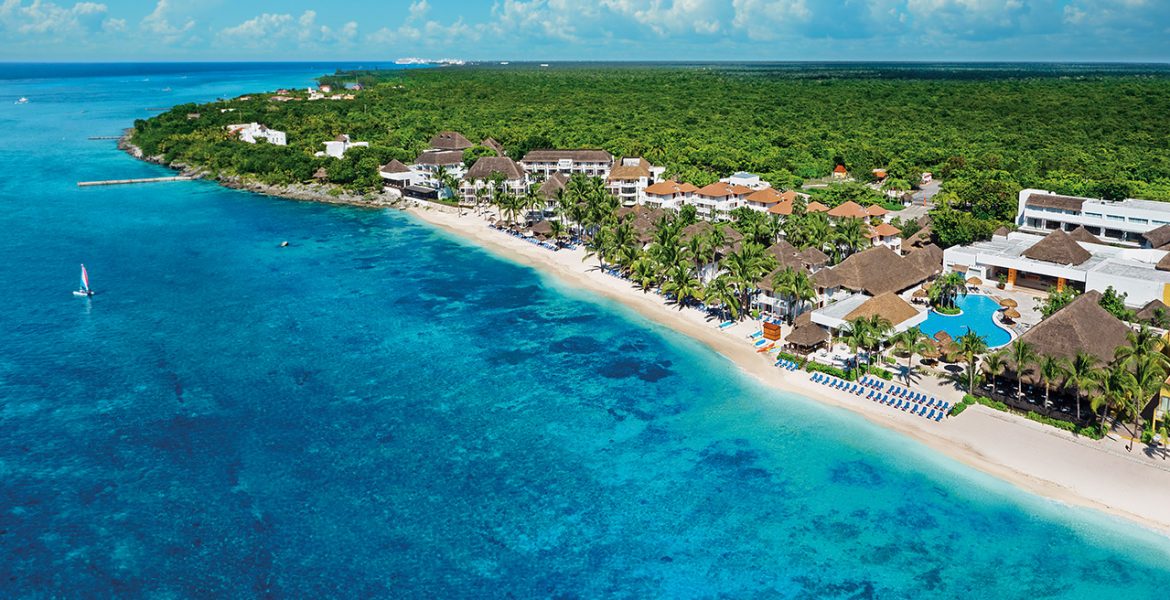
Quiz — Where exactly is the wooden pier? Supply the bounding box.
[78,176,193,187]
[87,136,121,140]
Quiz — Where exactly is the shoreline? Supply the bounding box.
[121,140,1170,536]
[401,202,1170,537]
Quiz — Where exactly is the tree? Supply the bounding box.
[928,272,967,311]
[434,165,461,202]
[583,227,612,271]
[1064,352,1101,423]
[983,351,1008,396]
[1009,340,1038,399]
[1036,354,1070,408]
[1037,286,1080,318]
[831,217,868,262]
[662,263,703,308]
[631,257,659,292]
[720,242,776,318]
[704,275,740,321]
[957,331,989,393]
[775,268,816,324]
[1098,286,1136,322]
[891,327,929,377]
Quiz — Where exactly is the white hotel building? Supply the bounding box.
[1016,189,1170,246]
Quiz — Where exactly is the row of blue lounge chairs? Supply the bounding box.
[774,358,798,371]
[810,373,948,422]
[858,376,951,414]
[494,226,568,251]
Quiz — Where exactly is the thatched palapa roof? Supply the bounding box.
[538,172,569,199]
[843,293,921,325]
[786,312,830,347]
[380,159,411,174]
[429,131,473,151]
[1144,224,1170,249]
[1014,291,1129,365]
[1067,226,1104,245]
[466,157,523,181]
[1021,229,1091,266]
[816,245,941,295]
[1136,299,1170,322]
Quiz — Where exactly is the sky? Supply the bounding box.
[1,0,1168,62]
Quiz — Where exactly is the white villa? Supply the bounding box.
[1015,188,1170,246]
[692,181,753,221]
[319,134,368,159]
[944,228,1170,307]
[226,123,286,146]
[520,150,613,178]
[607,157,664,206]
[641,180,697,210]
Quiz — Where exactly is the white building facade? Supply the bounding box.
[1016,189,1170,246]
[226,123,286,146]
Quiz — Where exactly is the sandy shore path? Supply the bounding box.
[404,203,1170,536]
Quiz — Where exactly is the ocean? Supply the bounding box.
[0,63,1168,597]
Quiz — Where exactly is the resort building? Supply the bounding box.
[765,190,801,218]
[944,229,1170,307]
[379,159,427,194]
[690,181,753,221]
[535,173,569,214]
[811,292,927,335]
[429,131,474,152]
[641,180,698,210]
[722,172,771,191]
[225,123,286,146]
[412,150,467,182]
[460,157,527,205]
[832,165,848,180]
[1015,188,1170,246]
[744,188,787,213]
[319,134,368,159]
[754,241,830,316]
[520,150,614,179]
[866,222,903,253]
[607,157,665,206]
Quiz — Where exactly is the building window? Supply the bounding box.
[1086,212,1102,218]
[1107,215,1125,222]
[1131,218,1149,224]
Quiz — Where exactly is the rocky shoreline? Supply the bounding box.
[117,129,408,210]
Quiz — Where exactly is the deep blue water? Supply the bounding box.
[1,63,1169,598]
[920,294,1014,348]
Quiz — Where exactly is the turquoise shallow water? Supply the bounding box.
[1,64,1169,597]
[920,294,1014,348]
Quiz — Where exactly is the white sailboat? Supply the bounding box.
[16,97,29,104]
[72,264,94,297]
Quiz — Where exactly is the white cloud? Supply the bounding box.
[140,0,193,43]
[220,10,358,49]
[0,0,109,36]
[602,0,728,36]
[730,0,812,39]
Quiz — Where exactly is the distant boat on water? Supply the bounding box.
[16,97,28,104]
[500,62,509,65]
[72,264,94,297]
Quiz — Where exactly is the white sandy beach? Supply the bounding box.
[405,202,1170,536]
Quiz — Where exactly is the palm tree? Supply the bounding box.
[832,217,868,260]
[1009,340,1038,400]
[928,272,968,311]
[1064,352,1101,423]
[957,331,988,393]
[704,275,740,321]
[1092,362,1133,436]
[774,267,816,325]
[548,219,566,243]
[721,242,776,318]
[583,227,612,271]
[892,327,930,378]
[434,165,461,203]
[1036,354,1070,409]
[983,350,1007,396]
[631,256,658,292]
[842,317,871,369]
[662,263,703,308]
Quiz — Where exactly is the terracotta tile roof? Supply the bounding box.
[769,200,793,215]
[746,188,783,204]
[806,201,830,213]
[644,180,697,196]
[828,201,868,219]
[608,157,652,181]
[865,204,889,217]
[834,165,848,174]
[867,222,902,238]
[696,182,753,198]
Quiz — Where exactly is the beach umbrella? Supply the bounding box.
[967,277,983,286]
[999,298,1018,308]
[1003,308,1021,320]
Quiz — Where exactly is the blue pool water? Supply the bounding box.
[920,293,1014,348]
[1,64,1169,597]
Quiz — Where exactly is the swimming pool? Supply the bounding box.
[919,293,1013,348]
